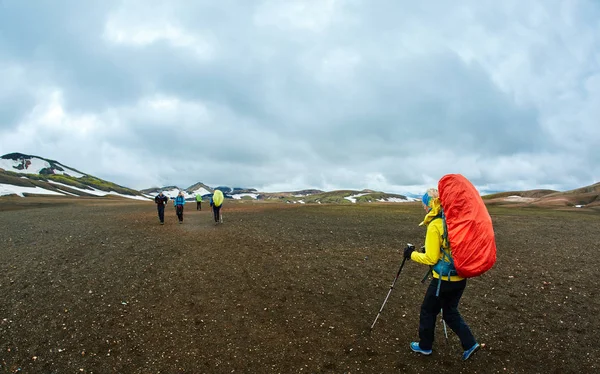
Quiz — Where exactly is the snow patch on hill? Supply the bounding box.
[145,187,211,200]
[0,157,84,177]
[160,187,182,199]
[0,182,149,200]
[232,193,259,200]
[504,195,536,202]
[0,183,65,197]
[377,197,412,203]
[190,187,212,196]
[48,181,108,196]
[344,193,369,203]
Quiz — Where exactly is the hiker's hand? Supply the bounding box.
[403,245,415,260]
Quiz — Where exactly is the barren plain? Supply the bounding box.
[1,197,598,373]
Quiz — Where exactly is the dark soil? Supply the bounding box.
[1,197,599,373]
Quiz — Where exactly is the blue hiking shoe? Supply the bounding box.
[462,343,480,361]
[410,342,432,356]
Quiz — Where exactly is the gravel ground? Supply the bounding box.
[0,197,599,373]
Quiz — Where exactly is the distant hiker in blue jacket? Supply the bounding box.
[154,191,168,225]
[175,191,186,224]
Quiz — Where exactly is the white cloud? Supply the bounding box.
[103,5,215,59]
[254,0,343,32]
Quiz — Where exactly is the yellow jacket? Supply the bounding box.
[410,197,464,282]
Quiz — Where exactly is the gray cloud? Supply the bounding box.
[1,0,599,193]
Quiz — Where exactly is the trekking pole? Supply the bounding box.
[441,308,448,341]
[370,245,412,331]
[421,267,432,283]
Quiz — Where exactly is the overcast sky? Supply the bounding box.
[1,0,599,194]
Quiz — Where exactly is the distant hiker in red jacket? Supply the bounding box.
[154,192,168,225]
[404,188,480,361]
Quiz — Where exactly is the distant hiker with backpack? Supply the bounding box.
[175,191,186,224]
[154,191,168,225]
[196,194,202,211]
[404,175,495,361]
[210,189,224,223]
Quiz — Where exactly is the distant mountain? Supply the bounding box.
[534,182,600,208]
[0,153,146,199]
[483,183,599,210]
[5,153,596,208]
[140,184,258,200]
[136,184,412,204]
[1,152,86,177]
[255,189,414,204]
[141,184,214,200]
[299,190,413,204]
[483,189,559,200]
[186,182,214,196]
[291,189,324,196]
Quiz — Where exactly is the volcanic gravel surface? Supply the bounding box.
[1,197,599,373]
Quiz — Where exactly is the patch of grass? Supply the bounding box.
[78,176,138,195]
[46,174,90,189]
[301,190,358,204]
[2,172,141,197]
[354,192,405,202]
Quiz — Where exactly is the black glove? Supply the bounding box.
[403,244,415,260]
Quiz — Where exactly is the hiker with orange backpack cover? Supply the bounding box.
[404,187,480,361]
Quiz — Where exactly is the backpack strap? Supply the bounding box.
[434,210,457,296]
[441,209,449,249]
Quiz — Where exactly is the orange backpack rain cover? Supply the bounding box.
[438,174,497,278]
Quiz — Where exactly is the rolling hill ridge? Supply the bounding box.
[1,153,598,209]
[0,153,145,199]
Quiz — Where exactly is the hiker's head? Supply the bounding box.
[422,188,439,212]
[159,191,164,196]
[178,191,183,197]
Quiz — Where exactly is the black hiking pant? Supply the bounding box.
[176,205,184,222]
[196,201,202,210]
[212,205,221,222]
[157,204,165,223]
[418,278,476,351]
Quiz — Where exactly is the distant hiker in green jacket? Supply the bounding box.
[195,194,202,211]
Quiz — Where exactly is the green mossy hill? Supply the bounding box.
[1,171,140,196]
[45,175,90,189]
[288,190,409,204]
[0,170,90,196]
[75,176,139,195]
[300,190,356,204]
